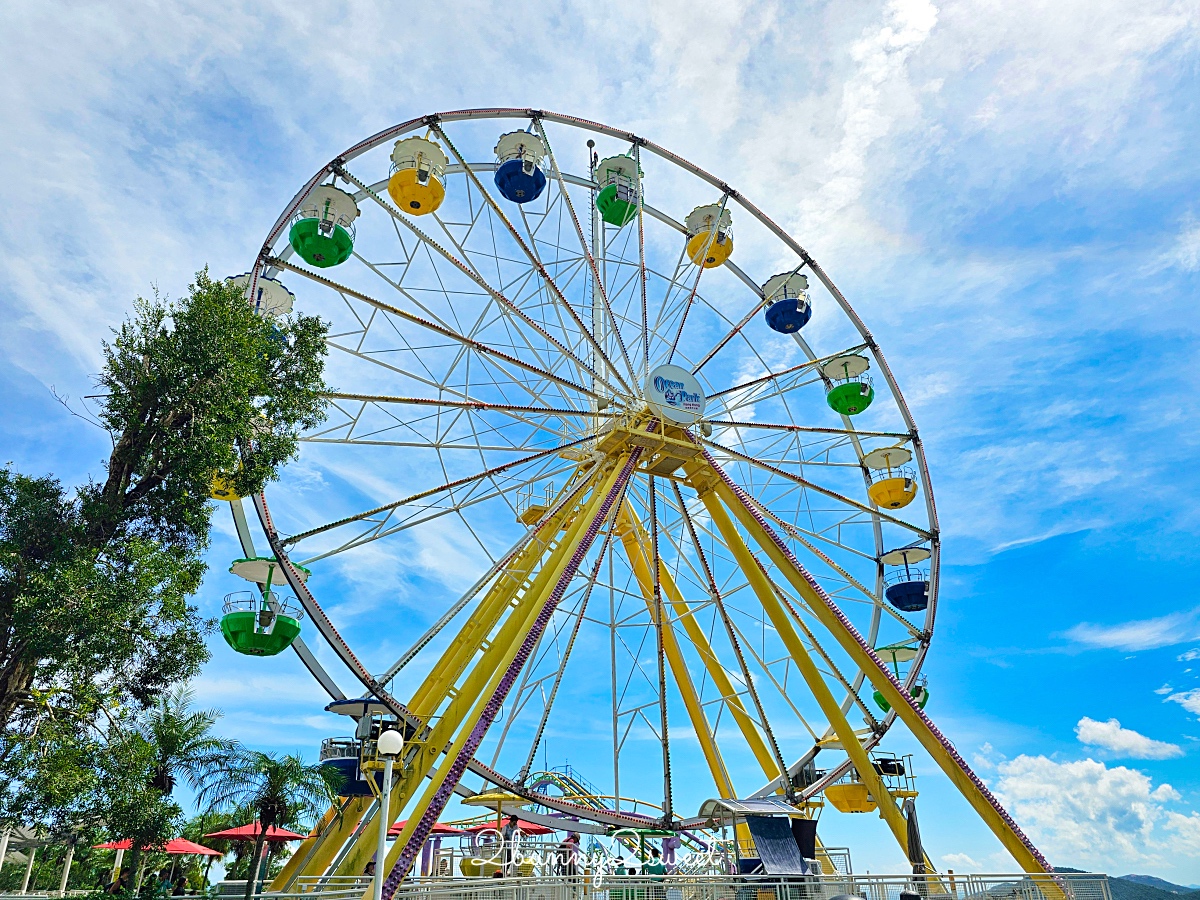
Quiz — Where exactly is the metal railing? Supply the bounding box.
[222,590,305,620]
[371,874,1109,900]
[0,873,1107,900]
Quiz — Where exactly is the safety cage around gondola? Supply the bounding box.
[388,135,449,215]
[594,154,643,227]
[288,185,360,268]
[220,590,304,657]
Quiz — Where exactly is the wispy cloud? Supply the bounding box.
[1166,689,1200,716]
[1064,608,1200,651]
[1075,717,1183,760]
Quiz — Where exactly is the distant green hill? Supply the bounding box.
[1119,877,1200,895]
[1051,869,1200,900]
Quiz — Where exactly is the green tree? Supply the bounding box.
[143,686,237,796]
[0,269,328,839]
[198,751,340,900]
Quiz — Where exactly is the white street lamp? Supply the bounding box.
[373,729,405,900]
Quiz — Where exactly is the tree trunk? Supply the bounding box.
[202,855,215,889]
[0,652,35,726]
[243,833,267,900]
[128,847,143,897]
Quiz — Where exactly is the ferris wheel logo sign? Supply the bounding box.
[645,364,706,423]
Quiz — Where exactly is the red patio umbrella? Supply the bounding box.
[204,824,307,842]
[93,838,221,856]
[459,819,555,836]
[388,819,464,837]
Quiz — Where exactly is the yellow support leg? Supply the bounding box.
[696,481,926,874]
[270,797,365,891]
[369,459,629,889]
[615,509,735,797]
[281,473,598,886]
[617,503,783,785]
[710,471,1058,885]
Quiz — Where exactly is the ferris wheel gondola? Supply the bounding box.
[215,109,1056,893]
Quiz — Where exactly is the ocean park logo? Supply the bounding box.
[645,364,706,423]
[654,374,703,412]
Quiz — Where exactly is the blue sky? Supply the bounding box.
[3,0,1200,884]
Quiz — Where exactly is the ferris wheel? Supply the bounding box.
[217,109,1053,890]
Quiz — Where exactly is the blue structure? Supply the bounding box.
[494,131,547,204]
[885,578,929,612]
[318,746,374,797]
[762,271,812,334]
[765,297,812,333]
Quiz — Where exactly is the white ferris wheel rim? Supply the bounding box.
[238,107,941,828]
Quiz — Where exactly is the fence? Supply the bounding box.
[380,873,1110,900]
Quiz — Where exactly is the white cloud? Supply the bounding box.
[940,852,980,870]
[1075,717,1183,760]
[993,755,1200,868]
[1163,221,1200,272]
[799,0,939,243]
[1166,689,1200,715]
[1064,608,1200,651]
[1179,649,1200,662]
[1155,684,1174,696]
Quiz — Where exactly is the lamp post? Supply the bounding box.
[373,729,404,900]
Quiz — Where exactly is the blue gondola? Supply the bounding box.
[494,131,547,204]
[762,271,812,334]
[881,546,931,613]
[884,578,929,612]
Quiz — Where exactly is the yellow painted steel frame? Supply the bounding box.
[616,503,783,785]
[276,468,603,888]
[337,464,616,880]
[369,459,630,890]
[692,479,929,874]
[708,471,1059,889]
[272,799,360,889]
[615,506,734,797]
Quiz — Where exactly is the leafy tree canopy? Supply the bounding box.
[0,269,328,836]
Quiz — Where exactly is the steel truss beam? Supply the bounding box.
[703,454,1057,890]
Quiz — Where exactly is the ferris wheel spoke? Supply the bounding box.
[336,166,622,402]
[666,193,730,364]
[766,574,881,726]
[745,496,890,611]
[615,483,722,805]
[633,144,651,384]
[318,396,577,448]
[323,339,575,424]
[708,419,909,441]
[435,124,635,399]
[270,256,603,405]
[673,483,791,786]
[293,454,578,566]
[321,392,596,419]
[534,121,638,390]
[703,437,931,538]
[690,262,808,376]
[708,342,871,405]
[724,618,820,743]
[282,437,591,546]
[507,530,613,783]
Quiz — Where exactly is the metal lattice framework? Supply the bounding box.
[221,110,1055,897]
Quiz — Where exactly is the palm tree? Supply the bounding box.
[197,750,341,900]
[143,686,236,795]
